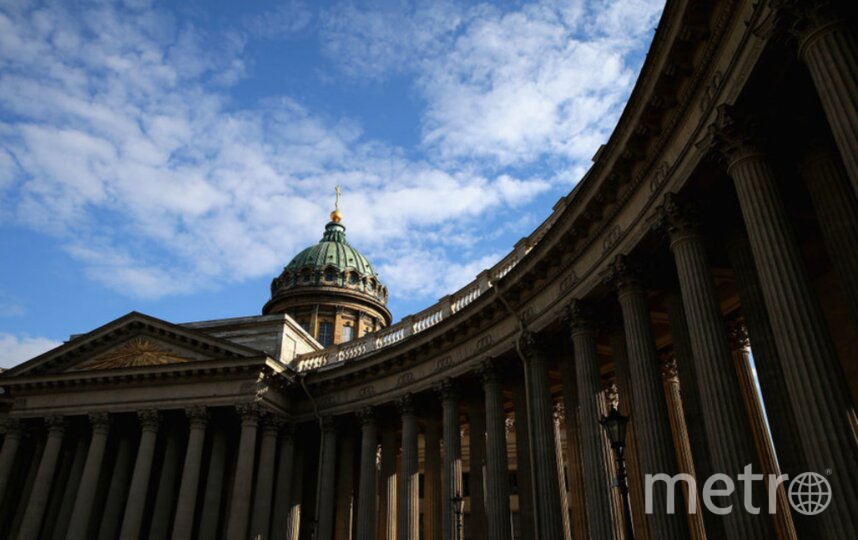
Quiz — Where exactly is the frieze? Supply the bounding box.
[601,225,622,254]
[396,371,415,386]
[700,70,723,112]
[357,385,376,398]
[649,161,670,195]
[434,356,454,372]
[559,270,579,293]
[476,334,494,351]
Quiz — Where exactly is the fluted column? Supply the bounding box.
[379,424,397,540]
[789,3,858,197]
[0,418,23,508]
[466,401,487,539]
[716,125,858,536]
[729,325,797,540]
[565,300,615,540]
[356,408,379,540]
[606,330,649,540]
[198,427,227,540]
[725,231,808,479]
[250,416,280,540]
[173,407,209,540]
[660,359,706,540]
[799,143,858,322]
[398,395,419,540]
[287,444,305,540]
[227,403,261,540]
[604,257,688,539]
[655,193,773,538]
[424,417,443,540]
[150,424,182,539]
[558,354,589,540]
[120,410,160,540]
[334,429,355,540]
[67,412,111,540]
[511,379,535,540]
[519,333,564,539]
[99,434,134,540]
[317,416,339,540]
[438,380,462,540]
[19,416,65,540]
[479,362,512,540]
[272,424,297,540]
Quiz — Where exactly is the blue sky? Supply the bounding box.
[0,0,664,367]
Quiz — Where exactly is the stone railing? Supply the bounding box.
[293,195,565,372]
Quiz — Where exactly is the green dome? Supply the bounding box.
[284,222,377,276]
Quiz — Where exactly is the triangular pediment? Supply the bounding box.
[2,311,266,378]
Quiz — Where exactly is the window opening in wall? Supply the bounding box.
[318,322,334,346]
[342,325,354,342]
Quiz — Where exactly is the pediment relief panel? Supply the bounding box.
[70,337,202,371]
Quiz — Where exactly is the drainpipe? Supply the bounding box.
[491,280,541,539]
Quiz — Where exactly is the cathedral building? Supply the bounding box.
[1,1,858,540]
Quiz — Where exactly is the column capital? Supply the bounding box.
[697,104,767,171]
[553,401,565,423]
[478,359,503,386]
[652,192,700,247]
[321,415,338,433]
[766,0,849,59]
[88,412,111,435]
[45,415,66,436]
[518,331,547,364]
[435,378,458,403]
[564,298,595,336]
[396,393,416,416]
[661,355,679,383]
[0,417,23,437]
[357,406,376,426]
[236,402,261,427]
[728,321,751,352]
[279,422,296,441]
[138,409,161,432]
[185,406,209,429]
[601,254,646,294]
[261,413,284,436]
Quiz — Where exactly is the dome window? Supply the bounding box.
[325,270,335,282]
[349,273,358,285]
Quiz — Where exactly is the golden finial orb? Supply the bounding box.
[331,185,343,223]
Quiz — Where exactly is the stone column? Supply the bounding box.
[227,403,261,540]
[398,395,419,540]
[659,359,707,540]
[606,330,649,540]
[10,434,44,538]
[0,418,23,508]
[790,3,858,197]
[799,143,858,322]
[552,406,572,540]
[172,407,209,540]
[356,407,378,540]
[67,413,111,540]
[334,429,355,540]
[150,424,183,539]
[120,410,160,540]
[287,444,305,540]
[317,417,339,540]
[559,355,589,540]
[18,416,65,540]
[511,379,535,540]
[250,416,280,540]
[438,380,463,540]
[479,362,512,540]
[379,424,397,540]
[466,401,487,539]
[654,193,773,538]
[565,300,614,540]
[605,257,688,539]
[519,332,564,539]
[725,231,808,478]
[198,427,227,540]
[98,434,134,540]
[272,424,297,540]
[423,417,443,540]
[716,124,858,536]
[729,325,797,540]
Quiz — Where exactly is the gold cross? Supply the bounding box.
[334,185,341,211]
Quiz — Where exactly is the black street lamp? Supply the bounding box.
[451,492,465,540]
[601,405,635,540]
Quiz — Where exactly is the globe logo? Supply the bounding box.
[788,472,832,516]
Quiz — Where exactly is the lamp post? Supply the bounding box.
[600,405,635,540]
[451,492,465,540]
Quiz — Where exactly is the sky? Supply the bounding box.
[0,0,665,367]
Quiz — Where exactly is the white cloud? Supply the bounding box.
[0,333,61,369]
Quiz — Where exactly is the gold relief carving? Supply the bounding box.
[77,338,193,370]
